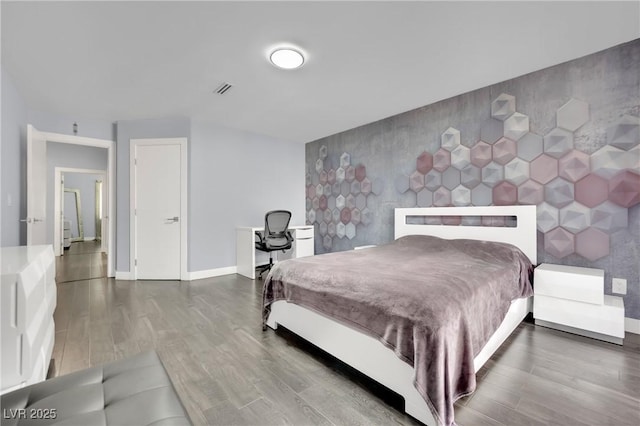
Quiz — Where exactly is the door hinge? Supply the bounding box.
[134,158,137,165]
[135,259,137,266]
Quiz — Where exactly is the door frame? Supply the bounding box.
[29,125,116,278]
[129,138,188,280]
[54,167,107,256]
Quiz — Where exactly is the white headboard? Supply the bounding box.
[394,206,537,264]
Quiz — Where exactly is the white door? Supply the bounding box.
[26,125,48,245]
[134,142,182,279]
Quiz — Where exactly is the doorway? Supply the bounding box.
[26,124,115,277]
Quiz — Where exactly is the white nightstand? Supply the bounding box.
[533,263,625,345]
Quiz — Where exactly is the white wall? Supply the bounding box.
[189,120,305,271]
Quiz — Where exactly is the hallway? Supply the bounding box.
[55,241,107,283]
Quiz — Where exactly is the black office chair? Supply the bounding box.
[255,210,293,279]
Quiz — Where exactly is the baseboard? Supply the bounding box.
[187,266,237,281]
[625,317,640,335]
[115,270,133,280]
[83,237,96,241]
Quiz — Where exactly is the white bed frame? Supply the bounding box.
[266,205,537,425]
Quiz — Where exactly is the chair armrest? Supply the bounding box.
[255,230,264,244]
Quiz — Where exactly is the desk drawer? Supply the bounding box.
[295,227,314,239]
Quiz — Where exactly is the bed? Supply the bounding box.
[262,206,537,426]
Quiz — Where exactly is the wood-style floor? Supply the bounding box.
[53,251,640,426]
[55,240,106,283]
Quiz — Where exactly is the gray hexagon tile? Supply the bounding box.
[327,195,336,211]
[575,228,609,261]
[312,197,320,210]
[441,127,461,151]
[559,201,590,234]
[336,194,346,210]
[410,171,425,192]
[518,179,544,205]
[544,227,575,258]
[481,161,504,187]
[452,185,471,206]
[417,152,434,174]
[442,168,461,190]
[350,181,361,194]
[315,159,324,173]
[361,208,373,225]
[517,132,544,161]
[504,157,529,185]
[319,221,328,236]
[451,145,471,170]
[319,170,328,184]
[323,184,332,197]
[323,209,332,223]
[544,127,574,158]
[545,177,574,208]
[351,208,362,225]
[327,222,336,237]
[433,187,451,207]
[345,166,356,182]
[336,167,346,183]
[371,177,384,195]
[530,154,559,184]
[607,114,640,151]
[480,118,504,144]
[559,149,590,182]
[433,148,451,172]
[332,209,340,223]
[557,98,589,132]
[340,181,351,196]
[504,112,529,141]
[590,201,628,233]
[425,170,442,190]
[537,202,559,233]
[346,223,356,240]
[346,194,356,210]
[471,184,492,205]
[590,145,638,178]
[493,137,517,165]
[336,222,346,238]
[331,182,341,196]
[491,93,516,121]
[355,193,367,210]
[340,152,351,168]
[395,174,410,193]
[322,235,332,250]
[461,164,482,188]
[319,145,328,159]
[417,189,433,207]
[461,216,482,226]
[308,209,316,224]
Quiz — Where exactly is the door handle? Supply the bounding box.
[33,218,44,222]
[166,216,179,223]
[20,218,31,223]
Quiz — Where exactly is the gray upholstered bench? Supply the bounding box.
[1,351,191,425]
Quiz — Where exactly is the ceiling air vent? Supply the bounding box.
[214,82,233,95]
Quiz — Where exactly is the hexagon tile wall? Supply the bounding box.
[306,147,382,250]
[396,94,639,261]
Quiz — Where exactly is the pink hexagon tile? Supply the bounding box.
[608,170,640,208]
[575,228,610,261]
[518,180,544,205]
[327,169,336,184]
[575,174,609,208]
[504,112,529,141]
[355,164,367,182]
[557,98,589,132]
[590,201,628,233]
[544,227,575,259]
[433,187,451,207]
[607,114,640,151]
[559,149,590,182]
[491,93,516,121]
[360,178,372,195]
[417,152,434,174]
[530,154,559,184]
[410,171,425,192]
[345,166,356,182]
[433,148,451,172]
[493,181,518,205]
[471,141,493,168]
[493,137,517,165]
[319,170,328,184]
[544,127,574,158]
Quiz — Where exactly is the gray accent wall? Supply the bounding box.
[189,120,305,271]
[306,40,640,320]
[1,68,27,246]
[46,142,108,244]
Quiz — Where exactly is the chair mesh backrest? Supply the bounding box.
[265,210,291,237]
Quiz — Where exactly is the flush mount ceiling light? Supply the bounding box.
[269,48,305,69]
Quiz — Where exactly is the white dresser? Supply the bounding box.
[1,245,56,394]
[533,263,624,345]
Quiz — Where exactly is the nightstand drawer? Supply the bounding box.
[534,263,604,305]
[295,227,314,239]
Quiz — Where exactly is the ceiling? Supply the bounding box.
[2,1,639,143]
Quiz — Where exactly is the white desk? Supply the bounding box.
[237,225,314,279]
